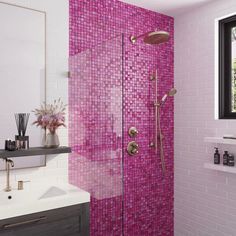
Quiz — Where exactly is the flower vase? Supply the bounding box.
[43,131,60,148]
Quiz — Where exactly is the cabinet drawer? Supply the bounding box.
[0,203,89,236]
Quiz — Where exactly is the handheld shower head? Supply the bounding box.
[168,88,177,97]
[161,88,177,105]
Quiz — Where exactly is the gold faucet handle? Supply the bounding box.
[18,181,23,190]
[128,127,139,137]
[17,180,30,190]
[131,148,139,155]
[127,141,139,156]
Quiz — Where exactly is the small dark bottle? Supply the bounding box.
[5,140,10,151]
[228,155,235,166]
[214,147,220,164]
[223,151,229,166]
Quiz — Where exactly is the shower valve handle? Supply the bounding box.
[131,149,139,155]
[127,141,139,156]
[128,127,139,137]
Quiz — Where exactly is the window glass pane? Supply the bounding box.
[231,26,236,112]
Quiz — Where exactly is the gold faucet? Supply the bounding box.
[4,159,14,192]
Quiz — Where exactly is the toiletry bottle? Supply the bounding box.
[214,147,220,164]
[223,151,229,166]
[228,154,235,166]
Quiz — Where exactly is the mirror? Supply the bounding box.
[0,2,46,170]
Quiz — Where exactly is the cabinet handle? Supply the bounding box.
[3,216,47,229]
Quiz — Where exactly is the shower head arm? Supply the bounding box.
[130,33,147,43]
[130,31,159,44]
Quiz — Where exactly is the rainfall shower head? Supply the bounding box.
[161,88,177,105]
[130,30,170,45]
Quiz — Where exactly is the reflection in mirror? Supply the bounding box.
[0,2,46,170]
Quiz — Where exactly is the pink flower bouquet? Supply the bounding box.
[33,98,67,134]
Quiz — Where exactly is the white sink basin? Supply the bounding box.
[0,183,90,220]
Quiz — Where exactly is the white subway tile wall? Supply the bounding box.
[0,0,69,188]
[175,0,236,235]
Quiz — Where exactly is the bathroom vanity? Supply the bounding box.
[0,203,89,236]
[0,142,89,236]
[0,183,90,236]
[0,1,87,235]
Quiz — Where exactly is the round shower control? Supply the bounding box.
[128,127,138,138]
[127,141,139,156]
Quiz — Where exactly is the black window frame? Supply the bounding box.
[219,15,236,119]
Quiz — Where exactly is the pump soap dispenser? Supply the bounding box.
[214,147,220,164]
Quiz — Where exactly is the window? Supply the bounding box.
[219,15,236,119]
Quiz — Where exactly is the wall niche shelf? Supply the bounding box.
[204,163,236,174]
[204,137,236,173]
[204,137,236,145]
[0,146,71,159]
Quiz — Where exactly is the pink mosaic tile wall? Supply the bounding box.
[69,0,174,235]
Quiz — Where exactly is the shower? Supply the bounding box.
[130,30,170,45]
[151,71,177,175]
[161,88,177,106]
[130,29,176,174]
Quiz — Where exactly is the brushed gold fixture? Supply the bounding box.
[168,88,177,96]
[150,74,156,81]
[127,141,139,156]
[150,69,177,174]
[17,180,24,190]
[149,142,155,147]
[4,159,14,192]
[130,35,137,44]
[130,30,170,45]
[156,101,165,174]
[18,181,24,190]
[128,127,139,138]
[160,88,177,106]
[17,180,30,190]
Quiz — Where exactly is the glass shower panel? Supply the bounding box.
[69,35,124,235]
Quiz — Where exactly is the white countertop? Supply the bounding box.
[0,183,90,220]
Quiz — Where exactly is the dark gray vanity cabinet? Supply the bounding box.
[0,203,89,236]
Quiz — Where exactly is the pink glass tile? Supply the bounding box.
[69,0,174,235]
